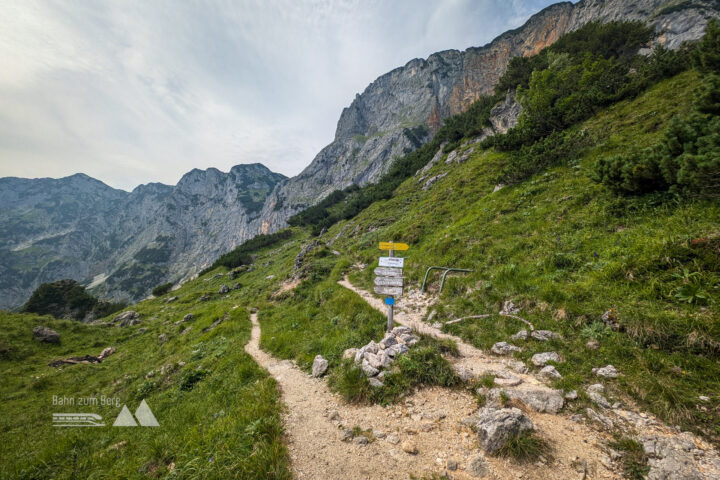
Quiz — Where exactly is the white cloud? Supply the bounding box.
[0,0,559,191]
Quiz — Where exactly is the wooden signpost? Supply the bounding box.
[374,242,407,331]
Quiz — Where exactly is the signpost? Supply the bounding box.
[374,242,407,331]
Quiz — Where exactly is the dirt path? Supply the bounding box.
[245,306,627,479]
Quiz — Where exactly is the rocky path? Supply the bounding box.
[338,276,720,480]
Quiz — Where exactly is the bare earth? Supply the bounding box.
[242,276,719,479]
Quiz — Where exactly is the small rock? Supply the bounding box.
[466,454,490,477]
[219,285,229,294]
[510,329,528,341]
[592,365,620,378]
[311,355,328,377]
[342,348,358,360]
[455,366,476,382]
[531,351,561,366]
[531,330,562,341]
[392,326,412,336]
[447,459,458,471]
[420,422,434,432]
[266,275,275,280]
[539,365,562,380]
[199,294,210,301]
[136,328,147,334]
[386,434,400,445]
[113,311,141,327]
[364,352,383,369]
[431,322,442,329]
[588,391,611,408]
[361,360,379,377]
[181,327,192,335]
[565,390,578,400]
[380,335,398,348]
[476,407,534,454]
[353,436,369,445]
[33,326,60,344]
[508,360,529,374]
[368,377,384,388]
[98,347,116,360]
[399,334,419,346]
[158,333,167,343]
[165,296,178,303]
[402,441,418,455]
[500,300,520,315]
[586,340,600,350]
[601,309,620,330]
[491,341,523,355]
[699,395,710,402]
[183,313,194,322]
[341,429,353,441]
[373,430,386,439]
[587,383,605,393]
[328,411,340,421]
[494,376,523,387]
[586,408,613,429]
[493,184,505,193]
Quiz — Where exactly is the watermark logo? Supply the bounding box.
[113,400,159,427]
[51,398,159,427]
[53,413,105,427]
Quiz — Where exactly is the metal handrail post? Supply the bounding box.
[439,268,473,292]
[421,266,447,293]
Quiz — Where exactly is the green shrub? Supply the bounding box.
[180,369,209,391]
[152,282,173,296]
[202,229,294,274]
[494,431,551,462]
[21,279,124,321]
[610,437,650,480]
[693,18,720,74]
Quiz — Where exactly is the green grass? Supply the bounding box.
[0,238,297,479]
[326,70,720,443]
[494,431,552,463]
[610,437,650,479]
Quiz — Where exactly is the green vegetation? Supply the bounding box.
[152,282,174,297]
[21,279,124,321]
[494,431,551,463]
[610,437,650,479]
[200,229,294,274]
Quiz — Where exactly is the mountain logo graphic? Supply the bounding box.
[112,399,160,427]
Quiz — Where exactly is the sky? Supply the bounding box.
[0,0,558,191]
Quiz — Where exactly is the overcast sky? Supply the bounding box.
[0,0,558,191]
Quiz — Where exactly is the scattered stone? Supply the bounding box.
[491,341,523,355]
[699,395,710,402]
[446,459,458,471]
[476,407,534,454]
[218,285,229,294]
[165,296,178,303]
[181,327,192,335]
[586,339,600,350]
[136,328,147,334]
[342,348,358,360]
[341,429,353,442]
[402,441,418,455]
[266,275,275,280]
[392,326,412,336]
[507,360,529,374]
[373,430,386,439]
[361,361,379,377]
[202,315,226,333]
[420,422,434,432]
[601,309,620,331]
[33,326,60,344]
[386,434,400,445]
[380,335,398,348]
[492,184,505,193]
[641,435,705,480]
[587,383,604,393]
[199,294,210,301]
[183,314,194,322]
[158,333,167,343]
[586,408,614,429]
[353,436,369,445]
[588,391,611,408]
[98,347,116,360]
[510,329,528,341]
[49,346,117,367]
[485,387,564,414]
[113,311,141,327]
[311,355,328,377]
[455,366,476,382]
[328,411,340,421]
[500,300,520,315]
[565,390,578,400]
[539,365,562,380]
[531,351,561,366]
[531,330,562,341]
[592,365,620,378]
[466,454,489,477]
[368,377,384,388]
[494,376,522,387]
[431,322,442,329]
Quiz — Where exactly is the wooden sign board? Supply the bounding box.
[374,267,403,278]
[379,257,404,268]
[374,285,403,296]
[374,276,403,287]
[379,242,409,251]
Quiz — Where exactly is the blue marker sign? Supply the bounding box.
[384,297,395,306]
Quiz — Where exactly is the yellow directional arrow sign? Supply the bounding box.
[379,242,409,251]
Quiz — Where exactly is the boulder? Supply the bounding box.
[218,285,229,294]
[364,352,383,370]
[531,351,561,366]
[539,365,562,380]
[531,330,562,341]
[113,311,141,327]
[491,341,523,355]
[33,326,60,344]
[592,364,620,378]
[640,435,705,480]
[311,355,328,377]
[476,407,534,454]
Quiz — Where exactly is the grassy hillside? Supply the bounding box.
[323,70,720,441]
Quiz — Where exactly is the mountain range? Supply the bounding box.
[1,0,718,309]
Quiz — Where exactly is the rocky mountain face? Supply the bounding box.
[0,164,285,310]
[2,0,718,310]
[254,0,720,234]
